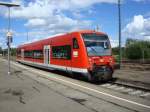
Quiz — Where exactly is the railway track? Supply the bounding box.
[99,79,150,99]
[112,78,150,92]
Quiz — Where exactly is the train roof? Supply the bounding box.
[17,30,106,48]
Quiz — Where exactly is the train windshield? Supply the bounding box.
[82,33,111,56]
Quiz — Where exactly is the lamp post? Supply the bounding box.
[118,0,122,68]
[0,2,20,75]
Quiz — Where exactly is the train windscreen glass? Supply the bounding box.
[82,33,111,56]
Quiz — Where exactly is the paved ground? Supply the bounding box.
[0,59,93,112]
[114,67,150,84]
[0,58,150,112]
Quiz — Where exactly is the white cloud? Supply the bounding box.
[0,36,6,48]
[2,0,102,37]
[24,18,47,27]
[0,0,121,47]
[110,38,119,48]
[11,44,17,48]
[1,0,116,38]
[0,29,7,34]
[11,0,117,24]
[123,15,150,40]
[124,15,144,33]
[9,0,118,19]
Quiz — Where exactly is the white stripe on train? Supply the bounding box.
[17,59,88,74]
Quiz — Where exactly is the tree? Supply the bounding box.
[125,38,150,59]
[112,47,119,55]
[0,47,2,54]
[10,48,16,56]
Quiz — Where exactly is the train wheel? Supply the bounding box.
[87,73,93,82]
[70,73,76,78]
[101,68,113,82]
[102,72,112,82]
[87,73,99,82]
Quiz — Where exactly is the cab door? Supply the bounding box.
[72,37,80,68]
[44,45,50,65]
[66,35,80,73]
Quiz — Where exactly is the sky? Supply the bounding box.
[0,0,150,48]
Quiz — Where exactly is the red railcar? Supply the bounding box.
[16,30,115,82]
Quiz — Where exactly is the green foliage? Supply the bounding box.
[125,38,150,59]
[0,47,2,54]
[112,47,119,55]
[112,47,126,59]
[126,43,142,59]
[113,55,119,62]
[11,48,17,56]
[0,48,17,56]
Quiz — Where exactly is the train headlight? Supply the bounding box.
[109,58,113,64]
[89,58,92,64]
[99,59,104,62]
[89,58,92,61]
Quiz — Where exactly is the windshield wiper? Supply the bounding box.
[89,46,98,55]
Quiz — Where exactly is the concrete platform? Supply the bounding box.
[0,59,93,112]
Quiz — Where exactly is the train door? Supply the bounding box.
[21,49,24,60]
[44,45,50,65]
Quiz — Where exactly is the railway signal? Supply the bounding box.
[0,2,20,75]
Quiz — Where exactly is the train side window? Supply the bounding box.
[73,38,79,49]
[24,51,33,58]
[52,45,71,60]
[33,50,43,59]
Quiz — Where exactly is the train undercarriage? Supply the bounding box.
[87,65,113,82]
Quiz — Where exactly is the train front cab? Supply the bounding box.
[78,32,115,82]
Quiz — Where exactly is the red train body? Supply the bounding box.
[16,30,115,82]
